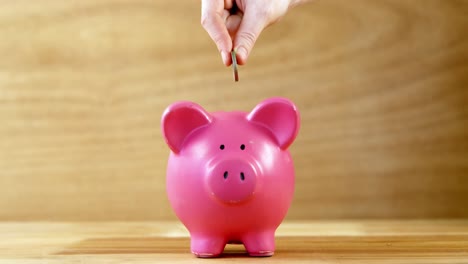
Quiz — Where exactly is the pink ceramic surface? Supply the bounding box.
[161,97,300,257]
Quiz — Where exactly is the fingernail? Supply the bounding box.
[221,51,229,66]
[235,46,248,63]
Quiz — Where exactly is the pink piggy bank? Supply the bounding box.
[161,97,300,257]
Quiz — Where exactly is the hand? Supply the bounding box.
[201,0,305,66]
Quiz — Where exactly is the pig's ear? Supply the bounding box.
[161,101,212,153]
[247,97,300,149]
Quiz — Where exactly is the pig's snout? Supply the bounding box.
[207,159,257,204]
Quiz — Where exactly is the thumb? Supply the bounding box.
[233,9,266,65]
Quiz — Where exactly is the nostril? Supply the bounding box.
[240,172,245,181]
[223,171,228,179]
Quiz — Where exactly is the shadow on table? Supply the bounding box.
[55,235,468,259]
[55,236,264,258]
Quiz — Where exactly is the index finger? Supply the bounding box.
[201,0,233,65]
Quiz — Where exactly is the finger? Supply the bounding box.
[201,0,233,65]
[225,13,242,39]
[224,0,234,10]
[233,8,267,65]
[221,9,230,22]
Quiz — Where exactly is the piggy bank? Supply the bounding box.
[161,97,300,257]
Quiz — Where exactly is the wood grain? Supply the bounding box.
[0,220,467,263]
[0,0,467,221]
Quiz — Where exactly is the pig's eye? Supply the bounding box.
[220,144,225,150]
[240,144,245,150]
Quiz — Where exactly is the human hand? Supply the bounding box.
[201,0,306,66]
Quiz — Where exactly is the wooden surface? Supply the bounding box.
[1,0,468,221]
[0,220,467,263]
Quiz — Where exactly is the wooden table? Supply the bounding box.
[1,220,467,263]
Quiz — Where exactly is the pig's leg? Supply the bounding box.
[243,231,275,257]
[190,235,226,258]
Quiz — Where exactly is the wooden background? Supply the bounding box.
[0,0,467,221]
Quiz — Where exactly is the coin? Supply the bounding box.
[231,50,239,82]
